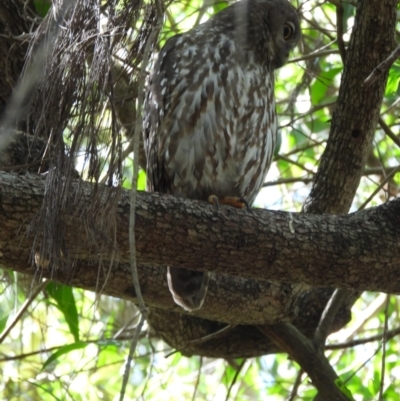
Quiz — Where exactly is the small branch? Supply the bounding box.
[165,324,236,357]
[279,103,336,128]
[186,324,235,346]
[119,314,146,401]
[381,97,400,116]
[290,48,339,63]
[327,326,400,350]
[263,176,313,187]
[343,344,382,383]
[301,15,335,41]
[364,166,400,176]
[275,154,316,175]
[329,0,347,61]
[0,279,48,344]
[357,165,399,211]
[313,288,349,351]
[363,44,400,87]
[263,157,400,190]
[378,117,400,149]
[225,359,246,401]
[332,293,387,343]
[378,295,390,401]
[288,369,304,401]
[191,357,202,401]
[259,323,349,401]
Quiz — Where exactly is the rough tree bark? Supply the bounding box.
[304,0,397,215]
[2,172,400,297]
[0,171,399,352]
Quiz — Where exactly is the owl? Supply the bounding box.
[143,0,301,311]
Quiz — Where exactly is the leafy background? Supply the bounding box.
[1,0,400,400]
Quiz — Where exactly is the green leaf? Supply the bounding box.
[97,341,123,367]
[47,282,80,342]
[213,0,229,13]
[42,341,91,371]
[335,378,356,401]
[0,312,9,333]
[33,0,52,18]
[137,169,146,191]
[311,67,342,105]
[385,64,400,95]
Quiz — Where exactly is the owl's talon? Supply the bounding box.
[240,198,251,211]
[208,194,219,206]
[208,195,249,209]
[208,194,219,215]
[219,196,247,209]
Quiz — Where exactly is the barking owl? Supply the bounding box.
[143,0,301,311]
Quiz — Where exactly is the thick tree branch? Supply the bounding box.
[1,171,400,301]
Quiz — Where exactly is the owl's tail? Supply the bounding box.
[167,267,210,311]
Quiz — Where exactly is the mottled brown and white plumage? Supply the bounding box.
[143,0,301,311]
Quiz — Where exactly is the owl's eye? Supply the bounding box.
[283,21,295,40]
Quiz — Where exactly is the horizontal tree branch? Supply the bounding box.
[1,171,400,325]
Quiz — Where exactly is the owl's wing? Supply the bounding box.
[144,32,237,200]
[143,34,184,194]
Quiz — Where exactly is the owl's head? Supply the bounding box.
[216,0,301,69]
[260,0,301,68]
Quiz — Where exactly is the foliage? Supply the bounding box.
[0,0,400,400]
